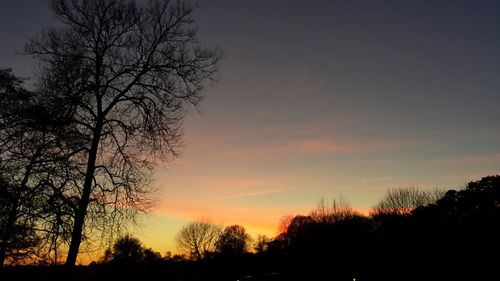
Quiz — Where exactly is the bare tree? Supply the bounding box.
[310,197,359,224]
[0,69,37,267]
[277,215,294,235]
[371,187,439,216]
[0,68,74,266]
[0,178,40,266]
[175,219,222,260]
[25,0,221,266]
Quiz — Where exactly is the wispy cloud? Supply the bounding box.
[209,186,296,201]
[292,137,431,156]
[181,132,433,163]
[181,111,437,161]
[293,138,358,155]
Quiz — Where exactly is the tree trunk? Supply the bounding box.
[65,121,102,267]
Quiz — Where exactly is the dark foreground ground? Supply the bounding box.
[3,266,290,281]
[2,258,498,281]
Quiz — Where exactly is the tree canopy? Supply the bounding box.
[215,225,252,256]
[23,0,221,266]
[176,219,222,260]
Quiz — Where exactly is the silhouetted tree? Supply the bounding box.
[215,225,252,256]
[0,178,40,266]
[281,207,375,279]
[25,0,221,266]
[375,176,500,280]
[371,187,438,216]
[0,67,94,265]
[277,215,294,235]
[310,197,359,223]
[0,68,75,266]
[164,252,186,262]
[142,248,161,264]
[412,175,500,228]
[0,69,37,267]
[282,215,313,242]
[253,234,271,254]
[102,234,145,265]
[176,219,222,260]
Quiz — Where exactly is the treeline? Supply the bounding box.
[265,176,500,280]
[183,176,498,280]
[6,175,494,281]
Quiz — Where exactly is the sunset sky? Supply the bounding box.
[1,0,500,263]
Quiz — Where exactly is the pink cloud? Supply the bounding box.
[291,137,431,156]
[293,138,358,154]
[180,132,432,163]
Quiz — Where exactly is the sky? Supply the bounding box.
[1,0,500,263]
